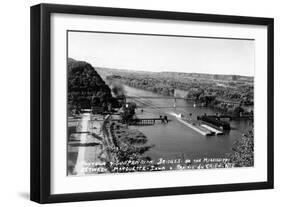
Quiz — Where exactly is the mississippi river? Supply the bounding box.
[124,85,253,161]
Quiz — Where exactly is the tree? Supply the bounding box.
[120,102,137,123]
[233,106,244,117]
[229,129,254,167]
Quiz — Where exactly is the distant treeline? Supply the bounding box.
[102,69,254,107]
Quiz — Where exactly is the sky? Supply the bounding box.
[68,31,255,76]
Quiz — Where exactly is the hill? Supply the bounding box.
[68,58,114,111]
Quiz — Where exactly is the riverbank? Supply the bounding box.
[106,121,157,173]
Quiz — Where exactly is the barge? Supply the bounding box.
[172,113,214,136]
[201,124,223,135]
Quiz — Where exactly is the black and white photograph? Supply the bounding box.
[28,2,274,204]
[67,31,254,176]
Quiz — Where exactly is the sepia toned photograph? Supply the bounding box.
[67,31,254,176]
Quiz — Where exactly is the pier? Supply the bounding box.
[129,118,170,125]
[111,118,171,125]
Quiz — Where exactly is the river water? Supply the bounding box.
[123,85,253,161]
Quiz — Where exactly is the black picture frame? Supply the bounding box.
[30,3,274,204]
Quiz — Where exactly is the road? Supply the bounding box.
[73,113,91,175]
[69,113,109,175]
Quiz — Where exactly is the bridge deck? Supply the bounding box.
[126,96,241,104]
[126,96,194,100]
